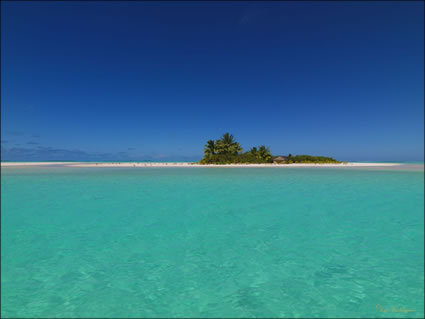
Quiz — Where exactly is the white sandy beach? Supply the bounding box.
[1,162,403,168]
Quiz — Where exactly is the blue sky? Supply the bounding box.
[1,1,424,161]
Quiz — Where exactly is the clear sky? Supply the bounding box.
[1,1,424,162]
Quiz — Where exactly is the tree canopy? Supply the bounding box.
[200,133,272,164]
[199,133,341,164]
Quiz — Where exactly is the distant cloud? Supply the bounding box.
[27,141,39,145]
[2,146,91,161]
[5,130,24,136]
[1,146,133,161]
[1,145,201,162]
[128,148,135,151]
[32,134,41,138]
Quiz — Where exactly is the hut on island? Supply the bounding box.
[273,156,288,164]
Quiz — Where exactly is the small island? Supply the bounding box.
[199,133,341,164]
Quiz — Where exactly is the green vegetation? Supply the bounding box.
[200,133,272,164]
[199,133,341,164]
[289,155,341,164]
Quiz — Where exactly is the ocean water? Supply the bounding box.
[1,166,424,318]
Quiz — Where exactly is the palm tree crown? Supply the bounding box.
[257,145,272,161]
[216,132,243,155]
[250,147,258,155]
[204,140,216,156]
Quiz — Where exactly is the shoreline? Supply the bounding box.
[1,162,405,168]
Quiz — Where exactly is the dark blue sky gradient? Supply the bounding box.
[1,1,424,161]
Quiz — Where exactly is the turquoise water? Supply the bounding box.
[1,166,424,318]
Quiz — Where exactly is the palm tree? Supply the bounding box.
[230,142,243,155]
[217,132,243,155]
[257,145,272,161]
[250,147,258,155]
[215,139,225,154]
[204,140,216,156]
[221,133,235,146]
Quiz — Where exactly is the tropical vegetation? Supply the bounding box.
[200,133,272,164]
[199,133,341,164]
[287,154,341,164]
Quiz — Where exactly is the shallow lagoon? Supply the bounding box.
[1,166,424,317]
